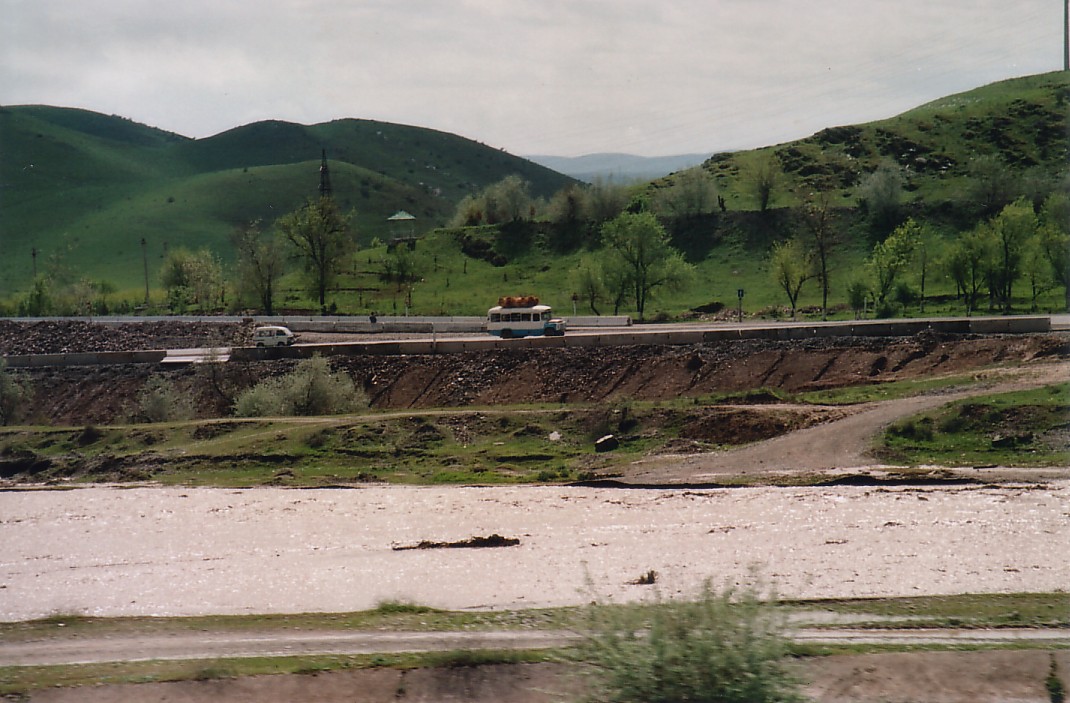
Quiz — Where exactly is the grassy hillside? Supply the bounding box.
[699,72,1068,211]
[1,72,1066,316]
[0,108,575,294]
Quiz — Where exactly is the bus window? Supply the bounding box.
[491,313,501,322]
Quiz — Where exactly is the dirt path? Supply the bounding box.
[623,360,1070,484]
[3,626,1068,668]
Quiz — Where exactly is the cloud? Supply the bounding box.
[1,0,1061,155]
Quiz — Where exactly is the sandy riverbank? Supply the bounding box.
[2,482,1067,621]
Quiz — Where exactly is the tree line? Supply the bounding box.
[8,154,1069,319]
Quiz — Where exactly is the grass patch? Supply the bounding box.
[797,373,978,405]
[878,383,1070,466]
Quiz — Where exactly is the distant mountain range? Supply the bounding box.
[525,152,712,183]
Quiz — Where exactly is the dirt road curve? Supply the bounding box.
[625,360,1070,483]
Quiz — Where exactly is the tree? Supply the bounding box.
[573,255,606,316]
[653,167,718,219]
[989,198,1037,313]
[601,212,692,320]
[487,174,532,223]
[581,579,804,703]
[858,161,905,237]
[585,178,630,223]
[768,237,813,319]
[913,224,939,314]
[967,154,1018,218]
[944,226,995,315]
[1022,237,1051,311]
[747,153,781,213]
[159,248,223,313]
[800,192,839,320]
[278,197,354,312]
[866,218,920,306]
[1038,193,1070,311]
[232,220,286,314]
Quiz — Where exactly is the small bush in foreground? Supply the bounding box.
[234,356,367,417]
[580,579,804,703]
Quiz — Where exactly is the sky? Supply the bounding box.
[1,1,1063,157]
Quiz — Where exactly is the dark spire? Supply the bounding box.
[319,149,332,199]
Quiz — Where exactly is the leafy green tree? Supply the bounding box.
[17,277,53,317]
[546,182,587,226]
[0,360,32,426]
[944,226,996,315]
[585,178,630,223]
[1038,193,1070,311]
[747,153,781,213]
[800,192,840,320]
[912,224,939,314]
[573,255,606,316]
[653,167,718,219]
[866,218,920,306]
[381,245,420,291]
[768,237,813,320]
[160,248,224,313]
[988,198,1037,313]
[487,174,532,223]
[846,277,871,319]
[450,175,534,227]
[601,212,692,320]
[581,579,804,703]
[858,160,905,236]
[1022,237,1052,311]
[968,154,1018,217]
[232,220,286,315]
[278,197,355,312]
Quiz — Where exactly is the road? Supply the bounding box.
[2,627,1067,667]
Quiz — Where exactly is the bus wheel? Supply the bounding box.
[501,329,513,339]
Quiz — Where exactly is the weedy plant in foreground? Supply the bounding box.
[580,579,805,703]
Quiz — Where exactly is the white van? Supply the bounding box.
[252,325,296,347]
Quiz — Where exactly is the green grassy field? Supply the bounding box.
[877,383,1070,467]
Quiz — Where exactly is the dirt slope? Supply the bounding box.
[10,327,1069,426]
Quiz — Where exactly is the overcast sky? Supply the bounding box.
[1,1,1063,157]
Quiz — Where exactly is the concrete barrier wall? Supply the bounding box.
[3,350,168,368]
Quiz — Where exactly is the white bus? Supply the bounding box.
[486,296,566,338]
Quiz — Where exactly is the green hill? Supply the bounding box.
[697,71,1068,211]
[1,72,1066,315]
[0,107,575,294]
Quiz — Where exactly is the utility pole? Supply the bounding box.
[319,149,332,199]
[1064,0,1069,71]
[141,237,149,305]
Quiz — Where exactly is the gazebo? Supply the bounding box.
[387,210,417,251]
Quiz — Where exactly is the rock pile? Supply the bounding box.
[0,320,252,356]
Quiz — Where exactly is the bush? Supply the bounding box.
[0,360,32,426]
[135,376,194,423]
[580,579,804,703]
[234,356,366,417]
